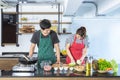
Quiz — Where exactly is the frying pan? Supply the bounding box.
[19,56,38,65]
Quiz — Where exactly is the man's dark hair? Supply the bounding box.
[40,19,51,30]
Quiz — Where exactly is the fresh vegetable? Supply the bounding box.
[106,68,112,71]
[69,62,76,67]
[61,50,67,56]
[98,58,112,71]
[110,59,118,72]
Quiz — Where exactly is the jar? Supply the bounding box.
[63,28,66,33]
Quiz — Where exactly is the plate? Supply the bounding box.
[97,70,110,73]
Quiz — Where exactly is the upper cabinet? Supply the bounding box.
[1,8,19,47]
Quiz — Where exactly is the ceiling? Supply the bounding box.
[1,0,64,4]
[1,0,120,18]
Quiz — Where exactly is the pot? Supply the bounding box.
[19,56,37,65]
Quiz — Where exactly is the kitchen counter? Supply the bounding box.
[0,52,37,58]
[0,65,120,80]
[0,54,119,80]
[1,68,120,77]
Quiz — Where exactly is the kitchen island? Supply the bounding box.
[0,65,120,80]
[0,54,120,80]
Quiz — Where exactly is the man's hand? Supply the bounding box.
[56,60,60,64]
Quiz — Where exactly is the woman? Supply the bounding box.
[28,19,60,67]
[66,26,89,65]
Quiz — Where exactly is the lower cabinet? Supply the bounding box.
[0,58,19,71]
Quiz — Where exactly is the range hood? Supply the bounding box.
[63,0,120,17]
[63,0,85,17]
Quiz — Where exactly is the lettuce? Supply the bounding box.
[110,59,118,72]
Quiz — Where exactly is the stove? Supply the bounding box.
[12,63,36,76]
[12,63,35,72]
[12,72,35,76]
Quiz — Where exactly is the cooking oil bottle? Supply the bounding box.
[86,56,93,76]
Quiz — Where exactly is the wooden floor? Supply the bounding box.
[0,77,120,80]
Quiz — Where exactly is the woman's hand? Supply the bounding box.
[77,59,82,65]
[71,58,75,63]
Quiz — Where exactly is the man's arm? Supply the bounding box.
[54,43,60,63]
[29,43,36,57]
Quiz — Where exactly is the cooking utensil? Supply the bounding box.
[19,56,37,65]
[22,55,30,61]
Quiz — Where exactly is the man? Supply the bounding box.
[28,19,60,66]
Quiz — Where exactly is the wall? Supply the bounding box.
[0,5,71,55]
[71,17,120,63]
[0,5,120,64]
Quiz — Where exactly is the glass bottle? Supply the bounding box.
[86,56,93,76]
[89,56,93,76]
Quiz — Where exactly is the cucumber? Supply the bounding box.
[69,62,76,67]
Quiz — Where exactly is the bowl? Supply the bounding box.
[52,63,60,67]
[54,67,58,71]
[62,64,69,71]
[97,70,111,73]
[59,67,63,71]
[44,65,52,71]
[52,63,60,71]
[63,66,69,71]
[69,67,74,71]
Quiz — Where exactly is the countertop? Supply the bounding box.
[0,65,120,77]
[0,52,37,58]
[0,53,120,79]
